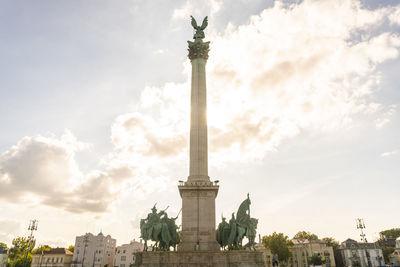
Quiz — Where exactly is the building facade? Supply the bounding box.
[0,246,7,267]
[71,232,116,267]
[291,239,336,267]
[113,240,144,267]
[337,239,383,267]
[254,243,273,267]
[31,248,73,267]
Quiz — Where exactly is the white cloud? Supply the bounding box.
[172,0,222,21]
[389,5,400,25]
[0,132,83,196]
[0,131,135,213]
[380,150,399,158]
[172,1,193,20]
[120,0,400,165]
[0,126,175,213]
[0,220,22,246]
[153,49,165,55]
[375,104,396,129]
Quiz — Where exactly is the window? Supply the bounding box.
[123,250,126,254]
[118,250,120,254]
[61,258,63,263]
[120,264,125,267]
[121,256,126,261]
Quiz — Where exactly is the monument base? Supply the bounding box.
[134,251,265,267]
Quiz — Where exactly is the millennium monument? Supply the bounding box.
[178,15,220,252]
[135,16,264,266]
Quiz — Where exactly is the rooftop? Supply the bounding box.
[34,248,73,255]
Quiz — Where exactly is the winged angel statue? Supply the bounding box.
[190,16,208,40]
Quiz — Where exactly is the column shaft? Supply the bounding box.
[189,58,208,181]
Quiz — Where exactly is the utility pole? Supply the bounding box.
[23,220,38,267]
[356,218,367,242]
[356,218,371,267]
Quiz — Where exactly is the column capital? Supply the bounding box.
[187,40,210,61]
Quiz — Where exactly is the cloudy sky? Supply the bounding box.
[1,0,399,248]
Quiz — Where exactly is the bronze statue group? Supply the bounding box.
[139,205,180,251]
[140,194,258,251]
[216,194,258,250]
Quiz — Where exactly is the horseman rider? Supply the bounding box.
[236,193,251,227]
[147,204,167,226]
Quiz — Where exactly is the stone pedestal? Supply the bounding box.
[178,181,220,251]
[135,251,265,267]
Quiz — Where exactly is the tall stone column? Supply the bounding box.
[178,17,220,252]
[189,56,208,181]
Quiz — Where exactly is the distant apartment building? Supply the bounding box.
[71,232,116,267]
[337,239,383,267]
[31,248,73,267]
[0,246,7,267]
[254,242,274,267]
[113,240,144,267]
[389,237,400,266]
[291,239,336,267]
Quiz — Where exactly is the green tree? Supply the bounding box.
[262,232,293,265]
[8,237,35,267]
[382,246,395,263]
[32,245,51,254]
[67,245,74,253]
[380,228,400,239]
[378,228,400,264]
[293,231,318,240]
[308,254,326,266]
[0,242,7,248]
[321,237,339,247]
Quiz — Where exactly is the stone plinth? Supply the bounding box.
[134,251,265,267]
[178,181,219,251]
